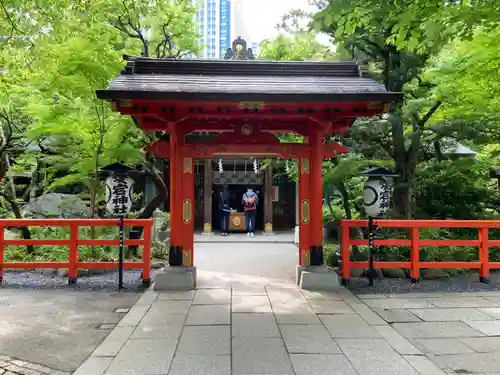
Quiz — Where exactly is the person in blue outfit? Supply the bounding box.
[218,185,231,236]
[242,187,258,236]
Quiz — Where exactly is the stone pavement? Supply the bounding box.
[73,273,500,375]
[0,355,70,375]
[0,289,138,373]
[194,232,294,244]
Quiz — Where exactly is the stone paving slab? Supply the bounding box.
[72,357,112,375]
[403,354,447,375]
[290,354,357,375]
[232,338,294,375]
[274,309,322,325]
[231,284,267,296]
[320,314,380,338]
[157,291,196,301]
[177,325,230,355]
[300,290,342,300]
[372,325,422,355]
[344,301,388,326]
[430,352,500,373]
[232,295,272,313]
[392,321,484,339]
[477,307,500,319]
[92,326,134,357]
[105,338,177,375]
[336,338,420,375]
[483,296,500,304]
[459,337,500,352]
[413,338,475,355]
[364,298,436,309]
[463,320,500,336]
[308,300,355,314]
[168,355,231,375]
[232,313,281,338]
[130,315,186,339]
[280,325,341,354]
[373,308,422,323]
[185,304,230,325]
[409,308,495,322]
[427,297,496,308]
[117,304,150,327]
[192,289,231,305]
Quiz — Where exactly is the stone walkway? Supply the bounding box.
[0,355,70,375]
[73,274,500,375]
[194,231,294,243]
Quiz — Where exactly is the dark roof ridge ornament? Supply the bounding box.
[224,37,255,60]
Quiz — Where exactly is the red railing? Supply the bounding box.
[0,219,153,285]
[340,219,500,283]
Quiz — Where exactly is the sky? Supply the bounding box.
[237,0,330,44]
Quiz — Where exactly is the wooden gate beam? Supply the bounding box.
[147,140,347,159]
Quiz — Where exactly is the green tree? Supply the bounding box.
[311,0,499,52]
[259,33,335,61]
[260,8,334,61]
[414,159,494,220]
[97,0,199,58]
[313,0,470,218]
[427,28,500,145]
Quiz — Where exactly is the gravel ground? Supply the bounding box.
[6,268,500,295]
[1,269,163,292]
[347,271,500,294]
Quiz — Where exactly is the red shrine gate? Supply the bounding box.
[97,55,400,283]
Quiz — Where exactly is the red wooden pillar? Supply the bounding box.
[309,130,324,265]
[169,132,178,249]
[180,155,195,267]
[298,157,311,265]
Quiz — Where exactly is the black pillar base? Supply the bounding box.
[410,277,419,284]
[168,245,184,266]
[480,276,490,284]
[68,277,77,285]
[309,245,324,266]
[341,278,350,285]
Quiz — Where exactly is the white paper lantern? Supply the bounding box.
[363,177,391,217]
[105,174,134,216]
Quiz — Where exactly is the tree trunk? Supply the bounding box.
[23,156,45,202]
[336,182,352,220]
[392,178,412,219]
[335,182,363,258]
[0,191,34,254]
[128,167,168,256]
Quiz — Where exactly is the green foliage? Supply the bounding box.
[5,226,167,262]
[91,0,199,58]
[312,0,499,53]
[259,33,335,61]
[427,29,500,147]
[414,160,493,220]
[1,0,198,220]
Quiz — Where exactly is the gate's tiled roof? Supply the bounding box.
[96,55,402,102]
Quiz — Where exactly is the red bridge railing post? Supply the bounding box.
[68,223,79,284]
[410,227,420,283]
[0,226,4,283]
[479,227,489,283]
[142,220,152,286]
[340,219,351,284]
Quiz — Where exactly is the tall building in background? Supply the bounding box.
[251,41,259,57]
[193,0,231,58]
